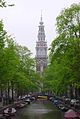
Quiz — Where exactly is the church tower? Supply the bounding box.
[36,14,47,75]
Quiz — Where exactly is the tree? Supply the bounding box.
[0,20,7,97]
[0,0,14,7]
[0,0,39,102]
[15,45,38,95]
[43,3,80,97]
[56,3,80,38]
[55,3,80,97]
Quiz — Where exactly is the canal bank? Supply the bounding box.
[15,100,64,119]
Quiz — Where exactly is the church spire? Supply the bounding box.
[38,12,45,41]
[41,10,42,22]
[36,14,47,77]
[40,10,43,25]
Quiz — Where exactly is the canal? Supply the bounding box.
[15,100,64,119]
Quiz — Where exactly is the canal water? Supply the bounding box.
[15,100,64,119]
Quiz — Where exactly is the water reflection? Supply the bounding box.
[16,101,64,119]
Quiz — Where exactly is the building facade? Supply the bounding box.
[35,15,47,75]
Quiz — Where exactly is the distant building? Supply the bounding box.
[35,14,47,75]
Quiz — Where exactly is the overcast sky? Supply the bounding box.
[0,0,80,56]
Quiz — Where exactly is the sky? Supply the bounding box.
[0,0,80,56]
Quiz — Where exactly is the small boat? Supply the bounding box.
[64,109,79,119]
[25,98,30,104]
[4,107,16,116]
[60,106,69,112]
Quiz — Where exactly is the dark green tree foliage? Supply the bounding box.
[43,3,80,97]
[15,45,38,94]
[0,0,7,7]
[56,3,80,38]
[0,0,38,102]
[0,20,7,96]
[0,0,14,7]
[0,21,38,101]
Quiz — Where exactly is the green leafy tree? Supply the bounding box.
[43,3,80,97]
[0,0,14,7]
[15,45,38,95]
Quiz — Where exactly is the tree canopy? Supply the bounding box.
[0,0,14,7]
[43,3,80,97]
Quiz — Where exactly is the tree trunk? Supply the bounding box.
[11,81,14,102]
[7,81,10,104]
